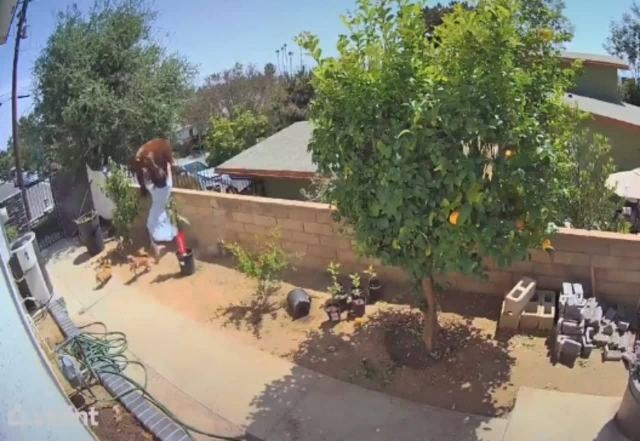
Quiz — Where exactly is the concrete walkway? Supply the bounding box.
[43,241,631,441]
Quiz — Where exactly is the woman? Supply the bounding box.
[142,158,178,262]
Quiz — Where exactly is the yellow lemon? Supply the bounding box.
[542,239,552,250]
[516,219,525,231]
[449,211,459,226]
[505,150,513,158]
[539,28,554,41]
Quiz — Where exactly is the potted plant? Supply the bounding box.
[327,262,350,311]
[350,272,366,318]
[364,265,382,304]
[324,282,343,323]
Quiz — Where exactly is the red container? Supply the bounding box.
[176,232,186,256]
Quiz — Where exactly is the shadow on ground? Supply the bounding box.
[243,320,511,440]
[214,288,281,339]
[283,304,515,417]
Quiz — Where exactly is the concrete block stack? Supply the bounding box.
[499,277,556,332]
[555,282,636,367]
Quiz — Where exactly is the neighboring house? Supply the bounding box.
[173,124,200,150]
[216,121,314,200]
[561,52,640,170]
[174,154,254,194]
[217,52,640,201]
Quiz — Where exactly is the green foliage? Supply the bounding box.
[606,1,640,80]
[183,63,280,134]
[0,150,13,181]
[5,226,18,243]
[103,158,139,246]
[363,264,377,282]
[555,121,625,231]
[349,272,362,290]
[327,262,343,298]
[224,232,289,294]
[424,0,573,48]
[298,0,576,284]
[300,174,335,203]
[621,78,640,106]
[270,68,315,131]
[32,0,195,171]
[183,62,314,141]
[422,1,474,45]
[204,106,269,166]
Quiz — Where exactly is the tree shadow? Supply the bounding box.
[242,307,514,441]
[214,289,282,339]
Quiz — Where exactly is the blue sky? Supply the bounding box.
[0,0,636,150]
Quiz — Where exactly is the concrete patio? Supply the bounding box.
[43,239,630,441]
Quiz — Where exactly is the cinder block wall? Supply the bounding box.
[171,188,640,307]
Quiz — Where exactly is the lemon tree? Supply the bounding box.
[299,0,574,349]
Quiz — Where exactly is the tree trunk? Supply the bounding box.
[421,276,439,351]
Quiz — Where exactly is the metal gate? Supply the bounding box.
[26,175,65,249]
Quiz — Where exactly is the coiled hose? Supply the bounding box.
[55,322,243,441]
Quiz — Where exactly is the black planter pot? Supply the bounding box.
[324,300,342,323]
[176,248,196,276]
[367,278,382,304]
[336,294,351,311]
[351,297,366,318]
[287,288,311,319]
[74,211,104,256]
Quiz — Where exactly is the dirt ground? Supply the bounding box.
[93,243,629,418]
[36,313,155,441]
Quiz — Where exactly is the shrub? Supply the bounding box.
[5,226,18,243]
[224,232,289,295]
[103,158,139,247]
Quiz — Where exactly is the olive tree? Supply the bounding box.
[32,0,195,170]
[299,0,574,349]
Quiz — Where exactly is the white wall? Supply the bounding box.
[0,222,96,441]
[86,165,115,220]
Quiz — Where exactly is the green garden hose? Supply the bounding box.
[55,322,243,441]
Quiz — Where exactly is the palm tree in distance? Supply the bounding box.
[288,51,294,74]
[275,49,281,74]
[283,43,288,74]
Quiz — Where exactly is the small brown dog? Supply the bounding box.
[95,262,112,288]
[127,252,152,275]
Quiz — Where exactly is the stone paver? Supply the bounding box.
[502,387,628,441]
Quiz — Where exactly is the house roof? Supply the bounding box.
[216,121,316,178]
[560,52,629,70]
[563,94,640,133]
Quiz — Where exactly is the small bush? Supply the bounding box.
[5,226,18,243]
[224,232,289,295]
[103,158,139,247]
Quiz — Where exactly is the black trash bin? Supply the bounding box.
[75,211,105,256]
[176,248,195,276]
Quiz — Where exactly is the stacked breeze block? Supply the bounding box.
[499,277,537,330]
[499,277,557,333]
[555,282,637,367]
